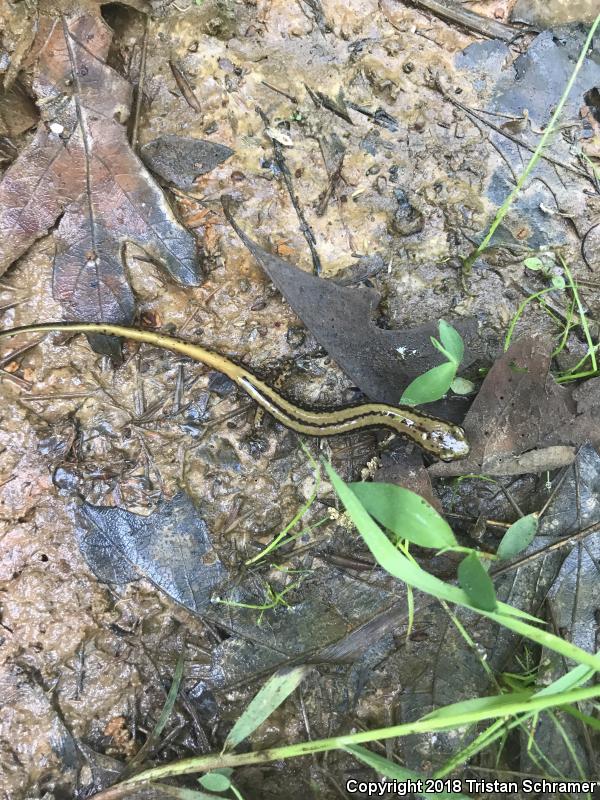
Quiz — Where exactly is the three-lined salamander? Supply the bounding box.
[0,323,470,461]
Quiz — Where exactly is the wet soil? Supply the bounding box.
[1,0,599,797]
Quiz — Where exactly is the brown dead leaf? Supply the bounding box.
[0,11,202,353]
[429,335,600,477]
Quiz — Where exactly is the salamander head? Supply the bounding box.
[430,424,470,462]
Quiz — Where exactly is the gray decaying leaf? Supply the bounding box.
[76,492,228,614]
[203,565,404,689]
[222,199,482,419]
[456,27,600,250]
[0,12,202,355]
[140,135,234,190]
[511,0,598,26]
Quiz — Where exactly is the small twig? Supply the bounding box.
[172,363,185,414]
[169,59,202,113]
[130,14,149,152]
[402,0,527,41]
[19,391,96,402]
[0,335,45,367]
[256,106,323,275]
[317,152,345,217]
[261,80,298,104]
[0,370,32,390]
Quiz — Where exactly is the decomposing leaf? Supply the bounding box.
[222,199,483,418]
[511,0,598,26]
[76,492,228,614]
[140,135,234,190]
[452,27,600,253]
[518,444,600,778]
[0,11,202,354]
[429,335,600,478]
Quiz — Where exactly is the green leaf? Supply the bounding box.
[450,377,475,395]
[199,771,233,792]
[223,665,309,752]
[349,482,457,549]
[400,361,457,406]
[438,320,464,365]
[458,553,497,612]
[552,274,566,289]
[431,336,455,363]
[524,256,544,271]
[497,513,538,560]
[325,462,540,622]
[424,690,534,721]
[344,744,470,800]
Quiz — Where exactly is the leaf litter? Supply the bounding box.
[223,199,483,419]
[0,11,203,355]
[1,1,600,797]
[429,334,600,478]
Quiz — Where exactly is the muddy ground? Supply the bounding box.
[0,0,599,798]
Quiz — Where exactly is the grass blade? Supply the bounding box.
[464,13,600,272]
[324,461,600,671]
[223,665,310,752]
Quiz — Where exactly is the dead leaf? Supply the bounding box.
[76,492,228,614]
[140,134,234,190]
[519,444,600,778]
[222,198,482,420]
[0,11,202,354]
[429,335,600,477]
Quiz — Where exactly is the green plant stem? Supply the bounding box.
[115,685,600,786]
[560,257,597,372]
[463,13,600,273]
[434,662,598,778]
[504,288,559,351]
[245,444,320,565]
[552,297,575,357]
[556,368,600,384]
